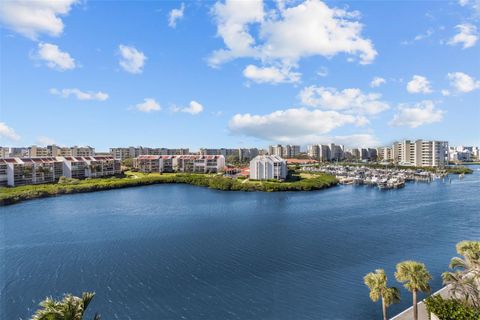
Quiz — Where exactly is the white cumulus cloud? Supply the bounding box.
[406,75,432,94]
[299,86,389,115]
[448,24,478,49]
[389,100,444,128]
[50,88,109,101]
[172,101,204,115]
[118,45,147,74]
[0,0,79,39]
[0,122,21,141]
[209,0,377,82]
[447,72,480,93]
[36,42,76,70]
[370,77,386,88]
[229,107,368,144]
[169,3,185,28]
[134,98,161,113]
[243,64,301,84]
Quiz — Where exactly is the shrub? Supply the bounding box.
[425,295,480,320]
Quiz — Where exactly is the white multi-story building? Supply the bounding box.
[391,140,448,167]
[1,157,64,186]
[133,155,225,173]
[449,146,479,162]
[268,145,301,158]
[249,155,287,180]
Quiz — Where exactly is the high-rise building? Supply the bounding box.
[391,140,448,167]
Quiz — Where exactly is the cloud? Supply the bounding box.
[172,100,204,115]
[370,77,386,88]
[0,0,79,40]
[118,45,147,74]
[36,42,76,70]
[134,98,161,112]
[0,122,21,141]
[448,24,478,49]
[317,66,329,77]
[458,0,480,15]
[229,107,367,144]
[243,64,301,84]
[209,0,377,82]
[50,88,109,101]
[36,136,56,146]
[389,100,444,128]
[447,72,480,92]
[406,75,432,94]
[168,3,185,28]
[414,28,434,41]
[299,86,389,115]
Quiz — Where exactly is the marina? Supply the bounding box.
[303,165,449,190]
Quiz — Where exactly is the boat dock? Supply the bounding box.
[304,165,445,190]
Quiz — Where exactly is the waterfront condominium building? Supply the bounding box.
[0,157,64,187]
[133,155,225,173]
[0,156,121,187]
[134,155,175,173]
[268,145,301,158]
[391,140,448,167]
[249,155,288,180]
[60,156,121,179]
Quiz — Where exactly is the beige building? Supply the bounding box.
[391,140,448,167]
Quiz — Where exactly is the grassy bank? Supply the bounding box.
[0,171,338,206]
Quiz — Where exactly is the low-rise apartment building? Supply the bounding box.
[133,155,225,173]
[249,155,287,180]
[0,157,64,186]
[0,156,121,187]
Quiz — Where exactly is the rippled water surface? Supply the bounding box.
[1,166,480,320]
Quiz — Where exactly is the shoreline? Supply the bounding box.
[0,172,338,206]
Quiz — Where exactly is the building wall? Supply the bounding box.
[249,155,287,180]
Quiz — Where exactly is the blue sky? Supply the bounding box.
[0,0,479,151]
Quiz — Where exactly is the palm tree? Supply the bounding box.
[442,240,480,308]
[364,269,401,320]
[32,292,100,320]
[395,260,432,320]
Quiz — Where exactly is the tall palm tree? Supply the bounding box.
[395,261,432,320]
[32,292,100,320]
[364,269,401,320]
[442,240,480,308]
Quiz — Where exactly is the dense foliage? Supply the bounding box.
[425,295,480,320]
[0,172,337,205]
[32,292,100,320]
